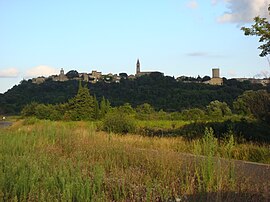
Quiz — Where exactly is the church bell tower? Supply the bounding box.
[136,59,140,75]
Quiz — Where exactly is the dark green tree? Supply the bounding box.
[119,73,128,79]
[99,96,111,119]
[93,95,100,120]
[100,97,106,119]
[202,76,211,82]
[66,70,79,79]
[65,81,95,121]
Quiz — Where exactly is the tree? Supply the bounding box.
[241,5,270,57]
[65,81,95,121]
[66,70,79,79]
[119,73,128,79]
[181,108,205,121]
[202,76,211,82]
[233,90,270,123]
[207,100,232,119]
[93,95,100,120]
[196,75,202,82]
[100,96,110,119]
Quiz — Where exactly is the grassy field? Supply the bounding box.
[0,120,269,201]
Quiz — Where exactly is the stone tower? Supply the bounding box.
[208,68,223,85]
[136,59,140,75]
[212,68,220,78]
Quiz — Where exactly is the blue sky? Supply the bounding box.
[0,0,269,93]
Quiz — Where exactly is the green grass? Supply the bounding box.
[0,120,269,201]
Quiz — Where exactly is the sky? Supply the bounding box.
[0,0,270,93]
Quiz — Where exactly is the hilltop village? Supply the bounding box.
[32,59,270,86]
[32,59,165,85]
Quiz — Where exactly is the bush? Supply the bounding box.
[21,102,62,121]
[35,104,62,120]
[21,102,39,117]
[181,108,205,121]
[102,110,136,134]
[22,117,39,125]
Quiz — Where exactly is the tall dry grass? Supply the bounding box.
[0,120,269,201]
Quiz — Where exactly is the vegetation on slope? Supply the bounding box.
[0,74,268,114]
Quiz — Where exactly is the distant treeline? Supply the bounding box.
[0,73,268,114]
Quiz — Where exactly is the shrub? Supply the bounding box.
[21,102,39,117]
[136,103,155,120]
[102,110,136,134]
[22,117,39,125]
[181,108,205,121]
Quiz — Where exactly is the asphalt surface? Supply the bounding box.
[0,121,12,128]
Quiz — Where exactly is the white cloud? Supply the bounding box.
[0,68,19,78]
[187,0,199,9]
[187,52,208,57]
[217,0,269,24]
[187,51,224,58]
[25,65,58,78]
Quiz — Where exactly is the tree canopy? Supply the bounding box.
[66,70,79,79]
[241,5,270,57]
[233,90,270,123]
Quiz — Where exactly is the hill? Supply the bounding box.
[0,73,268,114]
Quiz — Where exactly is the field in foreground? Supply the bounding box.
[0,120,269,201]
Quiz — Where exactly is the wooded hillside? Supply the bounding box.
[0,73,267,114]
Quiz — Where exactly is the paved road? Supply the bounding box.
[136,148,270,201]
[137,148,270,187]
[0,121,12,128]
